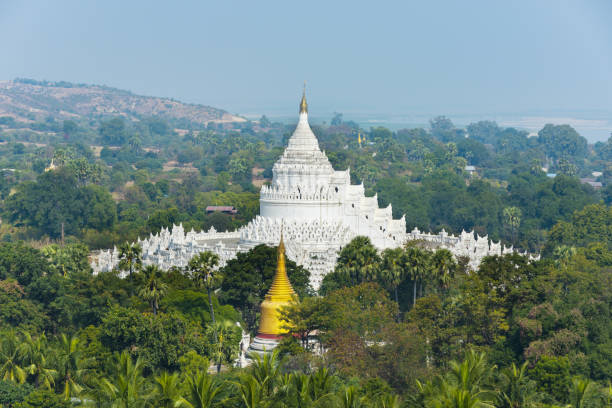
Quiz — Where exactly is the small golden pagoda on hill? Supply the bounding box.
[248,232,298,355]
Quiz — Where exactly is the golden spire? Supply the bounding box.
[266,229,294,298]
[358,131,362,148]
[256,228,297,336]
[299,81,308,114]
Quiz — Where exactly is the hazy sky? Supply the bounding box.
[1,1,611,123]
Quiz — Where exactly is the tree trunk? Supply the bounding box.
[208,285,219,371]
[413,280,417,307]
[394,286,400,322]
[207,287,216,326]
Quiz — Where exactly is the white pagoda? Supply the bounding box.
[92,91,526,288]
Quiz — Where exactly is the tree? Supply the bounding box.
[338,385,366,408]
[5,169,116,238]
[205,320,241,374]
[567,377,600,408]
[41,243,91,277]
[234,375,264,408]
[138,265,168,315]
[0,243,51,287]
[496,362,540,408]
[466,121,500,144]
[66,157,104,186]
[557,158,577,177]
[431,116,463,142]
[404,247,430,306]
[153,372,182,408]
[322,283,399,376]
[97,351,150,408]
[188,251,221,342]
[21,333,56,390]
[118,242,142,280]
[62,120,77,138]
[335,237,381,286]
[5,170,80,238]
[246,349,283,399]
[380,248,405,318]
[280,297,327,351]
[503,207,522,248]
[546,204,612,254]
[0,380,33,407]
[99,117,128,146]
[99,307,206,372]
[530,356,571,404]
[417,349,496,408]
[552,245,576,268]
[0,330,27,384]
[54,334,93,400]
[537,124,587,161]
[175,371,225,408]
[431,249,457,291]
[16,389,70,408]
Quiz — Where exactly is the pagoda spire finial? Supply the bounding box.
[279,220,285,254]
[299,81,308,114]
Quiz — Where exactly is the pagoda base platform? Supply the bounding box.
[248,334,281,356]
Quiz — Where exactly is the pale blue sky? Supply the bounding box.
[1,0,611,138]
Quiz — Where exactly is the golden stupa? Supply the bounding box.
[256,232,297,338]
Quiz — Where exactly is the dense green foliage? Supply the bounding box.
[1,106,612,406]
[1,110,609,252]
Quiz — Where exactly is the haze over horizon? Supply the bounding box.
[1,0,611,140]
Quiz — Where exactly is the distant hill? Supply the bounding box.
[0,78,245,125]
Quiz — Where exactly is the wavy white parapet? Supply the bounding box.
[90,221,537,290]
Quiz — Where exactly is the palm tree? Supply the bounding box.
[0,330,27,384]
[54,334,93,400]
[376,393,402,408]
[503,207,522,248]
[138,265,168,315]
[417,349,496,408]
[497,362,539,408]
[277,372,335,408]
[339,385,365,408]
[336,236,381,285]
[21,332,56,390]
[128,135,142,153]
[97,351,150,408]
[404,247,429,307]
[568,377,600,408]
[175,371,225,408]
[207,320,240,374]
[188,251,221,330]
[553,245,577,268]
[381,248,405,306]
[248,349,283,399]
[309,368,335,403]
[447,349,493,392]
[285,373,312,408]
[431,249,457,291]
[235,375,264,408]
[118,242,142,279]
[153,371,182,408]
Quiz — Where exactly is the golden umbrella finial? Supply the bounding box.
[300,81,308,114]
